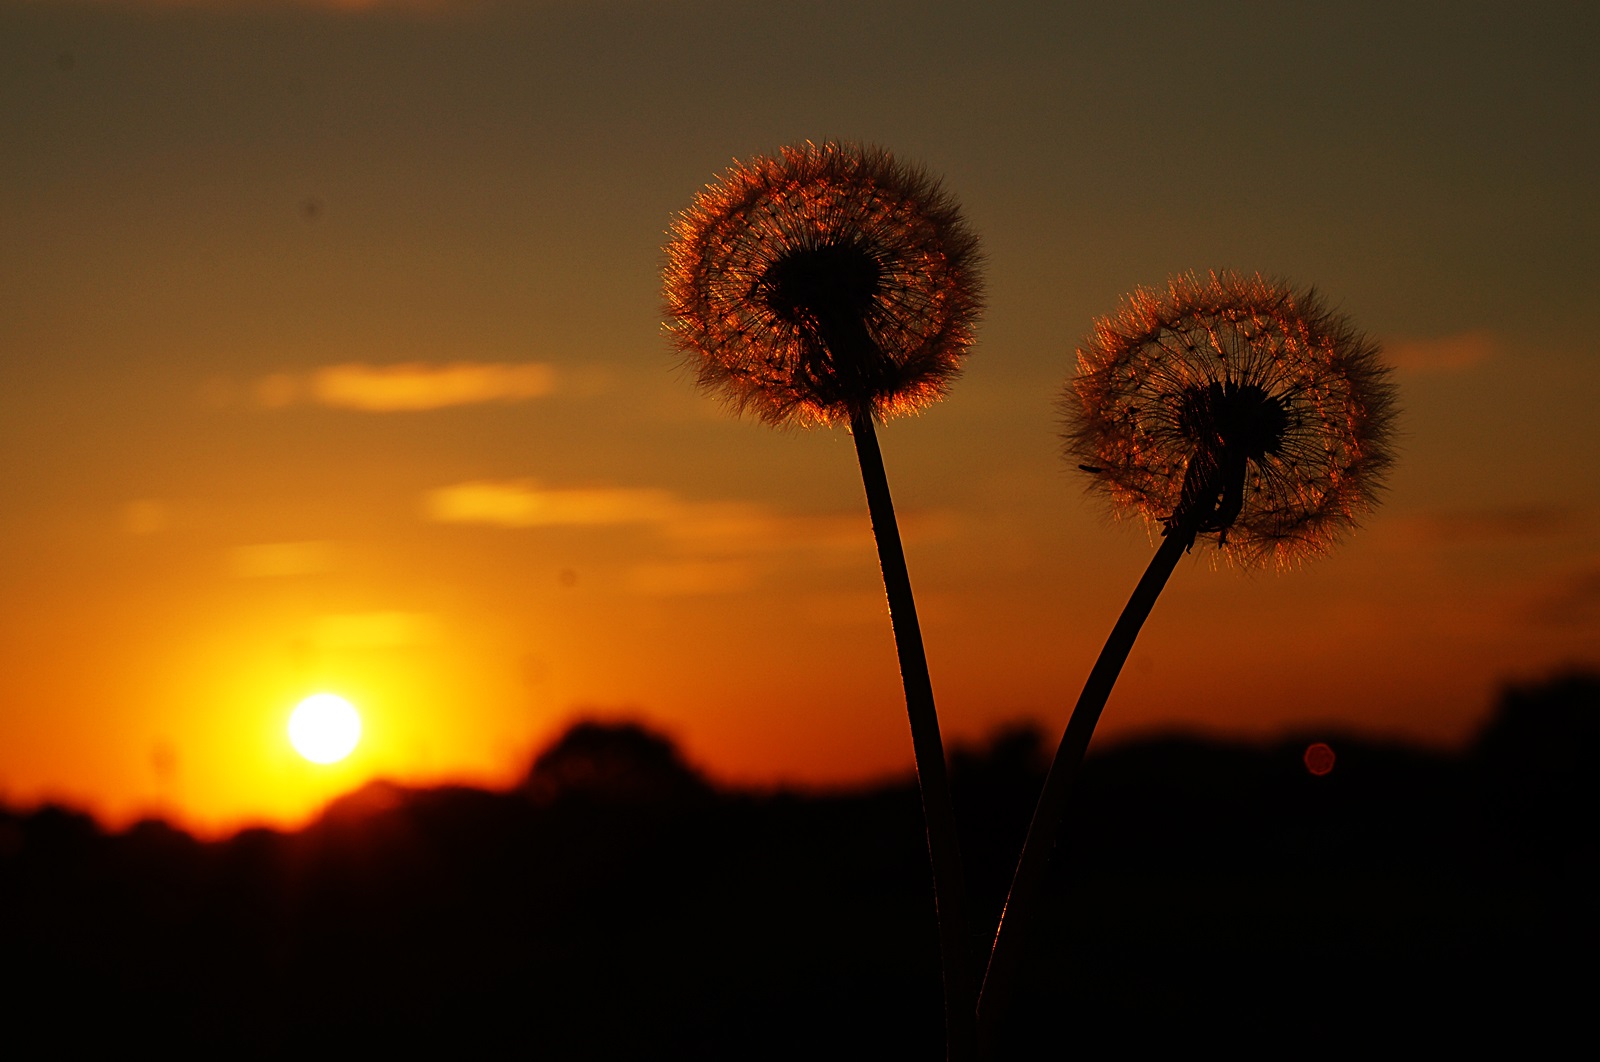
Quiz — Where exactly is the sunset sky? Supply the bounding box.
[2,0,1596,835]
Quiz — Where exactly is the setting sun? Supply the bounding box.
[288,694,363,765]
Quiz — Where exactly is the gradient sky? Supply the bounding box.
[2,0,1596,835]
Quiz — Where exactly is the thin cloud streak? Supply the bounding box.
[255,362,557,411]
[1528,567,1600,628]
[229,541,336,578]
[313,611,438,649]
[423,480,950,556]
[660,503,872,554]
[314,362,557,411]
[1386,330,1496,375]
[628,559,756,598]
[45,0,488,15]
[1409,505,1588,545]
[424,481,678,529]
[122,499,170,536]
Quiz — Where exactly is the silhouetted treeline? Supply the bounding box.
[2,675,1595,1056]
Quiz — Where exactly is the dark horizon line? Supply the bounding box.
[5,666,1593,845]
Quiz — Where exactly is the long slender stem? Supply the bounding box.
[850,410,977,1062]
[976,526,1192,1057]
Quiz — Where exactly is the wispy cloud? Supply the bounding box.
[255,361,556,411]
[424,479,954,594]
[799,590,893,626]
[1409,505,1587,545]
[628,560,757,597]
[229,541,336,579]
[314,611,438,650]
[1385,330,1495,375]
[425,481,678,528]
[659,502,874,555]
[255,373,301,409]
[422,480,932,550]
[122,499,170,536]
[314,362,556,410]
[56,0,485,14]
[1528,567,1600,628]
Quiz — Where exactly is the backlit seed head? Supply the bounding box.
[663,141,983,427]
[1064,271,1398,567]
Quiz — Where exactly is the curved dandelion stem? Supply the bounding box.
[850,409,977,1061]
[976,522,1193,1055]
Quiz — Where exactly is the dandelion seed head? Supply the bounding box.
[1064,271,1397,568]
[662,141,983,427]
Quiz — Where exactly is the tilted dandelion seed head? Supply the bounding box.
[1063,271,1398,568]
[662,141,983,427]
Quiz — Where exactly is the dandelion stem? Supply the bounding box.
[976,523,1193,1057]
[850,409,977,1062]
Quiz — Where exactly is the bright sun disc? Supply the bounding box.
[288,693,362,764]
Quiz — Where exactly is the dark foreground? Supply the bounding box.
[3,673,1596,1057]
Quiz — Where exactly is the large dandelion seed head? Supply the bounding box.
[1064,271,1398,568]
[663,141,983,427]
